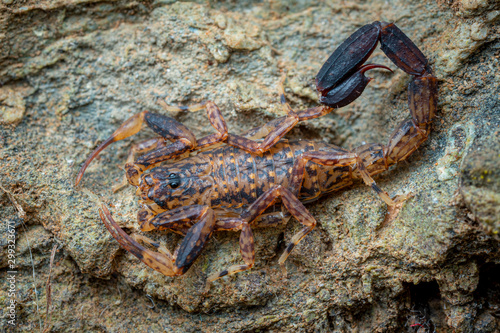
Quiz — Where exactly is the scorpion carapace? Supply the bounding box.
[75,21,437,286]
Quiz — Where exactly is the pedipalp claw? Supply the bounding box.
[174,208,216,274]
[99,205,180,276]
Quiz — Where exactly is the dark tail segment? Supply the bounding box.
[379,22,431,76]
[319,64,392,108]
[315,22,381,93]
[315,21,437,205]
[315,21,434,109]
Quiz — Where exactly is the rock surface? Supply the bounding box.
[1,0,499,332]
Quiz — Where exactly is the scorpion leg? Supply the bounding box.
[253,211,291,229]
[132,234,174,261]
[157,100,230,149]
[205,212,290,286]
[146,205,209,234]
[158,100,207,112]
[100,204,217,276]
[226,117,299,155]
[205,218,255,287]
[226,63,389,154]
[213,211,290,231]
[276,71,332,121]
[126,101,229,185]
[207,185,317,284]
[141,204,221,273]
[137,202,165,231]
[160,97,298,155]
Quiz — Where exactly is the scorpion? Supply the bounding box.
[75,21,437,287]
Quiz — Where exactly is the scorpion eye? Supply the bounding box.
[167,173,181,189]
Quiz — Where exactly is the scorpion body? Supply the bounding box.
[139,136,416,219]
[138,140,352,217]
[75,21,437,286]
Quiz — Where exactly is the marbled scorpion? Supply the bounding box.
[75,21,437,287]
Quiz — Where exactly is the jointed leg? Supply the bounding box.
[224,65,390,155]
[207,185,317,285]
[278,72,294,115]
[204,211,290,286]
[277,71,336,121]
[158,81,329,157]
[132,234,175,262]
[225,73,331,154]
[147,205,209,234]
[125,102,229,185]
[143,204,219,272]
[194,101,228,148]
[158,100,207,112]
[205,218,255,287]
[158,98,295,154]
[356,159,397,206]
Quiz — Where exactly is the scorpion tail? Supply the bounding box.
[319,64,392,108]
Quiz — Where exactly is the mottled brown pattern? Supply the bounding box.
[76,21,437,285]
[386,121,428,165]
[409,76,438,125]
[206,101,228,134]
[99,206,181,276]
[239,223,255,265]
[151,205,206,234]
[144,112,197,145]
[354,143,387,175]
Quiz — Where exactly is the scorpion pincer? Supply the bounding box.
[75,22,437,287]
